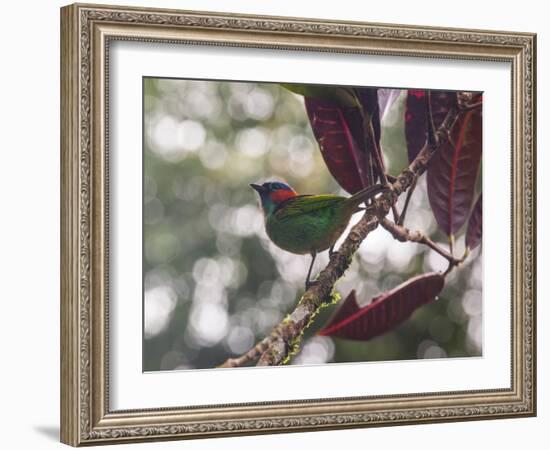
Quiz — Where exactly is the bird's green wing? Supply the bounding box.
[273,195,346,221]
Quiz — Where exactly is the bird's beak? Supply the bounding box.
[250,183,266,194]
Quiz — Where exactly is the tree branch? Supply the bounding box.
[460,101,482,112]
[219,336,274,368]
[379,218,463,266]
[219,95,464,368]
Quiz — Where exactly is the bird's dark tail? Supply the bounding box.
[347,183,389,208]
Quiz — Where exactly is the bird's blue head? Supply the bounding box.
[250,181,297,215]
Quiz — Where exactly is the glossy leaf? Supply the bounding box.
[281,84,359,107]
[429,90,456,127]
[427,108,482,236]
[466,194,482,250]
[318,273,445,341]
[355,88,380,140]
[404,89,428,162]
[305,92,381,194]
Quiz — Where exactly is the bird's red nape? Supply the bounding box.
[269,188,297,203]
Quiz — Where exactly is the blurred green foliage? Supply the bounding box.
[143,78,482,371]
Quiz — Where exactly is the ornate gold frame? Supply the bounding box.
[60,3,536,446]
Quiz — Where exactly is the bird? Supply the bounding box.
[250,181,387,289]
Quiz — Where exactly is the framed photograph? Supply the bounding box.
[60,3,536,446]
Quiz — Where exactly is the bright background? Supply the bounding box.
[0,0,546,449]
[142,79,482,371]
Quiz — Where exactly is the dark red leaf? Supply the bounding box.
[466,194,482,250]
[430,91,456,127]
[305,94,381,194]
[405,90,427,162]
[427,108,482,236]
[318,273,445,341]
[355,88,381,142]
[405,90,455,162]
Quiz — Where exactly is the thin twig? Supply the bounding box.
[219,336,274,368]
[460,101,482,112]
[427,91,438,147]
[397,175,417,226]
[380,218,463,265]
[449,234,455,257]
[365,116,400,221]
[444,247,469,277]
[437,95,460,147]
[355,93,398,222]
